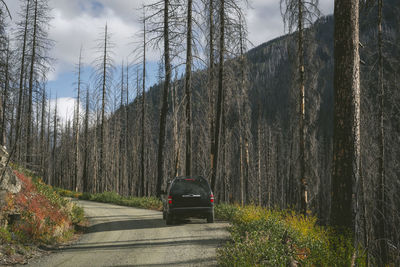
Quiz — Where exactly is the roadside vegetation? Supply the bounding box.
[80,192,162,211]
[215,204,362,266]
[56,190,163,211]
[56,189,362,266]
[0,166,85,265]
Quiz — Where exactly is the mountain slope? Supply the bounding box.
[131,0,399,224]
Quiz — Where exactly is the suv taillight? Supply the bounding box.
[168,195,172,204]
[210,194,214,203]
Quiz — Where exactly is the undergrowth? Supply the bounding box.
[58,190,164,211]
[1,165,85,246]
[215,204,364,266]
[54,187,82,199]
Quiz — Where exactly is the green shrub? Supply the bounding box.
[217,204,360,267]
[91,191,122,203]
[215,203,240,221]
[33,179,68,209]
[218,230,292,267]
[54,187,82,198]
[79,192,92,200]
[70,204,85,224]
[324,228,357,266]
[0,227,12,244]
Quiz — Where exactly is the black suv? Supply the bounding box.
[162,176,214,225]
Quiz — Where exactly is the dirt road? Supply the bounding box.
[24,200,229,267]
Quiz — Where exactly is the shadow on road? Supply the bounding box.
[82,206,131,210]
[87,218,167,233]
[74,235,208,246]
[61,238,227,252]
[87,217,221,233]
[87,214,158,220]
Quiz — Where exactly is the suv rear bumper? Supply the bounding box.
[169,206,213,217]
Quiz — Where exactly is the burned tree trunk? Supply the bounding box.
[211,0,225,193]
[140,16,146,197]
[208,0,215,184]
[73,48,82,192]
[82,88,90,193]
[156,0,172,197]
[184,0,193,176]
[14,0,30,163]
[297,0,308,215]
[377,0,388,263]
[330,0,360,231]
[26,0,38,165]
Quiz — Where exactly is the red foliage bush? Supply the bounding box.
[8,171,72,243]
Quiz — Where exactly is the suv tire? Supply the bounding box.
[166,213,173,225]
[207,212,214,223]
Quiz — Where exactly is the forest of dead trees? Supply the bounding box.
[0,0,399,264]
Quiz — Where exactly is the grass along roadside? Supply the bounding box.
[55,190,163,211]
[215,203,361,266]
[56,189,362,266]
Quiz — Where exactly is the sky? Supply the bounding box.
[4,0,334,122]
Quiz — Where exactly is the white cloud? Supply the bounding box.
[47,5,141,80]
[49,97,82,126]
[4,0,334,83]
[319,0,334,17]
[247,0,334,48]
[5,0,158,81]
[247,1,284,47]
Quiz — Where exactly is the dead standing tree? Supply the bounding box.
[147,0,173,197]
[171,73,184,177]
[237,13,251,205]
[145,0,184,197]
[205,0,216,183]
[330,0,360,237]
[219,6,251,204]
[125,62,130,196]
[82,87,90,193]
[180,0,204,177]
[0,17,11,148]
[73,47,83,192]
[210,0,250,197]
[131,7,148,197]
[38,79,48,180]
[26,0,53,167]
[376,0,388,263]
[117,61,125,195]
[210,0,225,194]
[51,97,58,187]
[26,0,38,165]
[0,1,11,19]
[280,0,320,215]
[141,15,147,196]
[184,0,193,176]
[92,24,114,192]
[14,0,30,164]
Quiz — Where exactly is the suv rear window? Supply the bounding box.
[170,178,210,196]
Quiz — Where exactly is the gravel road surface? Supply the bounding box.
[22,200,229,267]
